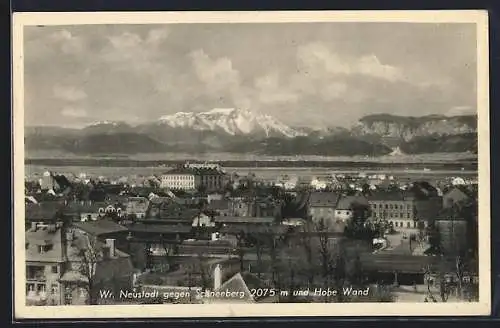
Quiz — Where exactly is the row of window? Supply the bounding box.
[373,212,413,219]
[163,175,195,181]
[26,282,59,294]
[389,220,418,228]
[371,203,412,210]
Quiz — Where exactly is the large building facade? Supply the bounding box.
[367,190,442,237]
[160,165,226,192]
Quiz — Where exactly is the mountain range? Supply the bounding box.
[24,108,478,157]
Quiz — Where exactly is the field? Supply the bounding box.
[25,150,477,163]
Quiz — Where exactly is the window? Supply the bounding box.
[51,284,58,294]
[51,266,58,274]
[407,221,411,228]
[407,212,411,218]
[385,204,388,209]
[400,212,404,218]
[414,221,417,228]
[26,283,35,294]
[38,245,45,254]
[37,284,46,293]
[389,204,393,209]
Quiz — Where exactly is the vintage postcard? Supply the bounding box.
[12,10,490,319]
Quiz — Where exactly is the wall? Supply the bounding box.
[26,262,63,306]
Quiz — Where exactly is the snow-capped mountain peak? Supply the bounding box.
[87,120,123,127]
[158,108,304,138]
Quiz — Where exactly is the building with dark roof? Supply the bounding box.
[366,190,441,238]
[442,186,474,208]
[435,208,469,256]
[307,191,341,224]
[25,223,134,306]
[25,202,66,228]
[159,165,227,192]
[334,194,370,222]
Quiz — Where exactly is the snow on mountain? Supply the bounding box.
[158,108,305,138]
[87,120,122,127]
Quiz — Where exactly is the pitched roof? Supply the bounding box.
[207,200,230,211]
[128,223,192,234]
[25,202,65,221]
[308,192,340,207]
[366,191,406,201]
[336,195,369,210]
[149,197,174,205]
[219,224,289,235]
[72,220,129,236]
[63,201,112,215]
[25,226,64,262]
[214,216,275,224]
[213,272,255,303]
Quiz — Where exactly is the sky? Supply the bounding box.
[23,23,477,128]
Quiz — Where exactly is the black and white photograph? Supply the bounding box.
[12,11,490,318]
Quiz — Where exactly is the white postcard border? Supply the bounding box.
[12,10,491,319]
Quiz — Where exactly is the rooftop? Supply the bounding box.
[214,216,276,224]
[308,191,340,207]
[128,223,192,234]
[72,219,129,236]
[336,195,370,210]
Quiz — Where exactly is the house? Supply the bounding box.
[334,195,370,222]
[207,199,231,216]
[134,257,240,304]
[203,271,270,304]
[214,216,276,226]
[38,171,72,193]
[159,165,227,192]
[435,208,469,256]
[442,186,473,209]
[207,192,224,203]
[25,201,66,228]
[227,196,279,218]
[310,177,328,190]
[126,197,149,219]
[72,219,129,241]
[307,191,340,224]
[194,167,226,192]
[281,218,306,226]
[366,191,432,238]
[191,213,215,228]
[159,167,197,190]
[25,223,134,306]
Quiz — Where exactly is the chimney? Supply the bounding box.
[213,264,222,290]
[105,238,116,258]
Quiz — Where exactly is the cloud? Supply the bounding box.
[446,105,476,116]
[189,49,251,108]
[255,72,299,104]
[61,106,87,118]
[108,32,142,49]
[296,42,405,82]
[48,30,84,55]
[100,28,170,72]
[53,85,87,101]
[146,28,170,45]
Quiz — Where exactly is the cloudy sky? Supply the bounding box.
[23,23,477,128]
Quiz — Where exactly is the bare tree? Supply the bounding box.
[72,233,102,305]
[297,221,315,288]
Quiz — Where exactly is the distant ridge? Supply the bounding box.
[25,111,478,157]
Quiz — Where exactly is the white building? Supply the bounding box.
[310,177,328,190]
[160,169,196,190]
[184,162,222,171]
